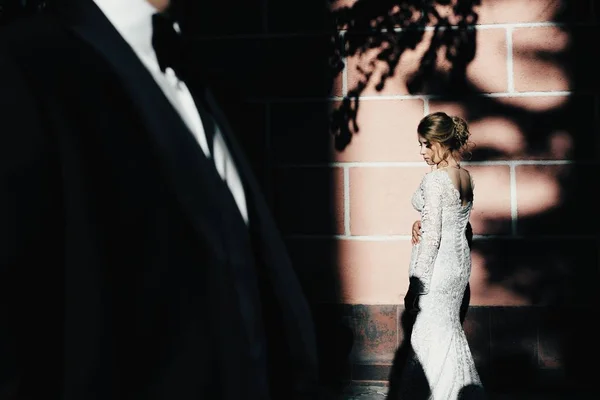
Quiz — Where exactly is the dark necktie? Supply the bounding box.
[151,12,186,79]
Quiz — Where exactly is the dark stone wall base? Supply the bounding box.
[312,304,596,392]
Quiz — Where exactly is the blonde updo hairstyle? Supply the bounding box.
[417,111,473,162]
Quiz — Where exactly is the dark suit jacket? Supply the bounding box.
[0,1,318,399]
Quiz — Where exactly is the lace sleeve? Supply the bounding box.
[411,173,444,294]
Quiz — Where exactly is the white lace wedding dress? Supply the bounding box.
[399,169,485,399]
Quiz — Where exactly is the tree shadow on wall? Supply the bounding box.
[443,5,598,388]
[423,1,598,394]
[329,0,598,394]
[328,0,480,150]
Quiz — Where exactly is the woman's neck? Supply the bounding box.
[435,158,460,169]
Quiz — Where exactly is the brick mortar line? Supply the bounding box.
[343,21,597,33]
[341,31,348,97]
[277,160,580,168]
[506,26,515,93]
[285,234,596,241]
[344,167,351,235]
[189,21,599,41]
[248,91,575,103]
[509,163,518,235]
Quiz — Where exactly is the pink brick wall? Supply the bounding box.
[278,0,599,307]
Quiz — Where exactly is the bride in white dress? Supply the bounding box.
[395,112,486,400]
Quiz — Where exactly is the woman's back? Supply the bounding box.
[409,168,473,296]
[443,166,474,207]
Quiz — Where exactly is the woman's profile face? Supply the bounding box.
[418,135,444,166]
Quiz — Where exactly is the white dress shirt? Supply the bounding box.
[93,0,249,225]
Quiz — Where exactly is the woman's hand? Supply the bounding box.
[411,220,422,245]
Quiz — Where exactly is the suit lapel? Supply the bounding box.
[198,88,320,386]
[189,84,283,264]
[56,0,229,259]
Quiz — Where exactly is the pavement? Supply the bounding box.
[325,384,597,399]
[337,385,386,399]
